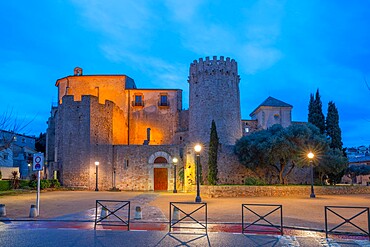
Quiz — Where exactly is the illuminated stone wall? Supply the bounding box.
[128,89,182,145]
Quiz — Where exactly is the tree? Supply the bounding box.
[326,101,343,150]
[308,89,326,134]
[235,123,329,184]
[35,133,46,153]
[316,148,348,185]
[345,164,370,185]
[208,120,219,185]
[0,109,32,152]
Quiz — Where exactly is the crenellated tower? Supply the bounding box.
[188,56,242,145]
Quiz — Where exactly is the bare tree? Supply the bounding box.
[365,77,370,91]
[0,109,33,152]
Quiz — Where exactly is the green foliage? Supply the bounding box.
[178,167,184,184]
[235,123,329,184]
[50,179,60,188]
[19,180,30,189]
[208,120,219,185]
[29,179,60,189]
[244,177,266,185]
[308,89,326,134]
[10,171,20,189]
[0,180,11,191]
[316,148,348,184]
[326,101,343,150]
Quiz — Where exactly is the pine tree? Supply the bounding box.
[308,89,326,134]
[208,120,219,185]
[326,101,343,150]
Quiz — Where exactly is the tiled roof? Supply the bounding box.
[349,156,370,163]
[250,96,292,116]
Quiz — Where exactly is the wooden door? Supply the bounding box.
[154,168,168,191]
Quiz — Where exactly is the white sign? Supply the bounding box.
[33,153,44,171]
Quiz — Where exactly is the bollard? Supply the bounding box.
[100,206,108,219]
[29,205,38,218]
[134,206,142,220]
[172,206,179,223]
[0,204,6,217]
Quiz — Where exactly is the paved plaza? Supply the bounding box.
[0,191,369,246]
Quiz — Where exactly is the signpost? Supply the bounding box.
[33,153,44,216]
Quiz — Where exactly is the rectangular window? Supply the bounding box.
[133,94,144,106]
[158,93,169,107]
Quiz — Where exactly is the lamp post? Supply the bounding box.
[194,144,202,203]
[28,163,31,179]
[172,157,178,193]
[95,161,99,191]
[307,152,315,198]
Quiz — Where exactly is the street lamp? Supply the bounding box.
[95,161,99,191]
[28,163,31,179]
[172,157,178,193]
[194,144,202,203]
[307,152,315,198]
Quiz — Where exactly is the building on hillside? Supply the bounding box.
[0,130,36,178]
[46,57,308,191]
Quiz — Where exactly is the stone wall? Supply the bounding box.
[128,89,182,145]
[91,144,184,191]
[200,185,370,197]
[188,56,242,145]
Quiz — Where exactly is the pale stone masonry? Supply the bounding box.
[46,57,308,191]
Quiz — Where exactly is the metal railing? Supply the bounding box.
[169,202,207,232]
[325,206,370,239]
[242,204,283,235]
[94,200,130,230]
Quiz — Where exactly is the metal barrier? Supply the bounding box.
[169,202,207,232]
[242,204,283,235]
[94,200,130,230]
[325,206,370,239]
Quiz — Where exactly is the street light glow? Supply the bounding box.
[307,152,314,159]
[95,161,100,166]
[172,157,178,164]
[194,144,202,153]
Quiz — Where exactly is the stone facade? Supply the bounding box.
[188,56,241,145]
[46,56,308,191]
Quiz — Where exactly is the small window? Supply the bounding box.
[158,94,169,107]
[22,138,26,143]
[4,154,8,160]
[133,94,144,106]
[244,127,249,133]
[13,136,17,141]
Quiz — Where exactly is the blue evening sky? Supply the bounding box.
[0,0,369,147]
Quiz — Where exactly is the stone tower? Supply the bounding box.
[188,56,242,145]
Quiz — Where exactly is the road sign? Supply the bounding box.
[33,153,44,171]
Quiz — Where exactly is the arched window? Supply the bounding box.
[154,157,167,163]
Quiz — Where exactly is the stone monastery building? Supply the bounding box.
[46,56,304,191]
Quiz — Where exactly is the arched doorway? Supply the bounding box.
[148,151,173,191]
[153,157,168,191]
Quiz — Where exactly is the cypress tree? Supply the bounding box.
[326,101,343,150]
[308,93,315,124]
[308,89,326,134]
[208,120,219,185]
